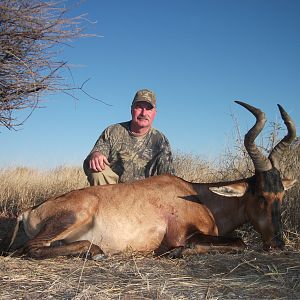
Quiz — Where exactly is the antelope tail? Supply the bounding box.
[6,214,23,252]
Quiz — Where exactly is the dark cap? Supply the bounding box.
[131,89,156,108]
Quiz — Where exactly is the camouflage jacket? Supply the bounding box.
[89,121,175,183]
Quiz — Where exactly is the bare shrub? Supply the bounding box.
[0,0,94,129]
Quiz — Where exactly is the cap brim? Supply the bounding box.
[132,99,155,108]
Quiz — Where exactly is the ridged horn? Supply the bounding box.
[268,104,297,169]
[235,101,272,172]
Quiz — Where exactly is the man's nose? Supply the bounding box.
[140,108,148,115]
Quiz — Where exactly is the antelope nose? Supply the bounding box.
[263,240,285,251]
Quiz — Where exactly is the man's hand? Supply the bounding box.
[89,151,110,172]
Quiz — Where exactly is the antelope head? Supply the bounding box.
[235,101,297,250]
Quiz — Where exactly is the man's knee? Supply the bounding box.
[83,160,119,186]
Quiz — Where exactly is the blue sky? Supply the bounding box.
[1,0,299,168]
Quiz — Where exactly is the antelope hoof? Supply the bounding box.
[168,246,184,259]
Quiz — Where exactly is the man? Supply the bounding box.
[83,89,175,185]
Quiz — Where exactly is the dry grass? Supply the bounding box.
[0,251,299,299]
[0,147,299,299]
[0,166,88,215]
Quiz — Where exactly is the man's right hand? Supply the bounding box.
[89,151,110,172]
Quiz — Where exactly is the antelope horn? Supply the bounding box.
[268,104,297,169]
[235,101,272,171]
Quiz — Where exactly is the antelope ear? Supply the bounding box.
[282,179,297,191]
[209,182,248,197]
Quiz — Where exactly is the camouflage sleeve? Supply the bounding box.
[155,134,175,175]
[89,127,111,157]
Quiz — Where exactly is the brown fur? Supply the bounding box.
[3,172,296,259]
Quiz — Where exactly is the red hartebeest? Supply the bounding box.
[2,101,297,259]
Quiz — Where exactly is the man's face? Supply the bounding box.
[131,101,156,128]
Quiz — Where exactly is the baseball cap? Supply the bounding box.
[131,89,156,108]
